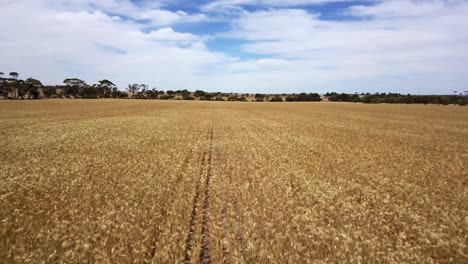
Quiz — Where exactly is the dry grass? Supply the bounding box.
[1,100,467,263]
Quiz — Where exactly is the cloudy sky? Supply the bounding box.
[1,0,467,94]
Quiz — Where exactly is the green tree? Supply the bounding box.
[43,86,58,98]
[269,96,283,102]
[80,86,100,99]
[254,93,266,102]
[97,79,116,98]
[127,84,140,98]
[0,72,6,97]
[63,78,87,98]
[63,78,87,87]
[183,95,195,100]
[135,84,148,99]
[13,80,27,99]
[9,72,19,80]
[25,78,43,99]
[180,89,190,97]
[194,90,205,97]
[146,88,160,99]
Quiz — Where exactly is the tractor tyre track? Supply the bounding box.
[184,150,207,263]
[185,127,212,264]
[200,126,214,264]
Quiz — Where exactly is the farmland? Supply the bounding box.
[1,100,467,263]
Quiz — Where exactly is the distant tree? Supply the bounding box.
[63,78,86,87]
[284,93,321,102]
[9,72,19,80]
[13,80,27,99]
[194,90,206,97]
[64,86,80,98]
[228,95,246,101]
[145,88,159,99]
[166,90,175,95]
[97,79,116,98]
[200,93,213,100]
[127,84,140,98]
[269,96,283,102]
[110,87,127,98]
[328,93,352,102]
[43,86,58,98]
[352,94,361,103]
[254,93,266,102]
[159,94,174,100]
[0,82,7,98]
[79,86,100,99]
[180,89,190,97]
[355,93,468,105]
[25,78,43,99]
[135,84,148,99]
[0,72,6,97]
[63,78,87,98]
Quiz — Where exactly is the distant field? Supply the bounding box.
[1,100,467,263]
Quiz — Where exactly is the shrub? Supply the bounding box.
[194,90,206,97]
[159,95,174,100]
[269,96,283,102]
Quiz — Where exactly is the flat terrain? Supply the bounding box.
[1,100,467,263]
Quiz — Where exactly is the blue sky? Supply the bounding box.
[1,0,467,94]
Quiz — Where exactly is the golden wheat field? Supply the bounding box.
[0,100,467,263]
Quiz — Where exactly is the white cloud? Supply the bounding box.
[232,9,320,40]
[43,0,152,17]
[223,1,468,93]
[139,9,207,26]
[349,0,447,18]
[146,28,201,43]
[225,58,292,72]
[0,1,229,90]
[202,0,354,11]
[17,0,206,26]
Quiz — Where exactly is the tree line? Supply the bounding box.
[0,72,127,99]
[1,72,467,105]
[325,92,468,106]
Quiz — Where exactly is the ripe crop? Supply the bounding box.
[1,100,467,263]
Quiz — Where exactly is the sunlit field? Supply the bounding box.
[1,100,467,263]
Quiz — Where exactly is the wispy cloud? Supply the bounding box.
[139,9,208,26]
[348,0,447,18]
[220,1,468,93]
[202,0,357,11]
